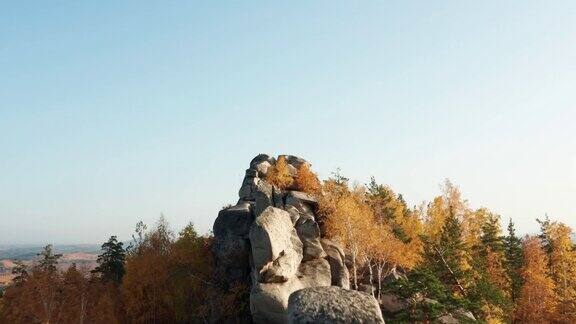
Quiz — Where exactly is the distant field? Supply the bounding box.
[0,244,101,260]
[0,247,101,288]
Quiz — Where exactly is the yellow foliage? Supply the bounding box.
[515,236,558,323]
[485,246,510,294]
[320,184,372,289]
[546,222,576,321]
[294,163,320,193]
[266,156,294,189]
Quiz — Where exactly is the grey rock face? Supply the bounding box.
[321,239,350,289]
[212,202,254,285]
[296,214,325,261]
[380,294,409,314]
[253,180,274,216]
[287,286,385,324]
[250,206,303,283]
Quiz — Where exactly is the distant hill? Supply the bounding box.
[0,244,101,260]
[0,246,102,288]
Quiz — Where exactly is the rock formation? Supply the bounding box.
[212,154,351,323]
[287,286,385,324]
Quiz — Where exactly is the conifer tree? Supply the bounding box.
[537,214,552,255]
[471,212,511,321]
[503,219,523,303]
[37,244,62,272]
[432,207,467,296]
[11,261,28,286]
[480,212,504,253]
[93,236,127,284]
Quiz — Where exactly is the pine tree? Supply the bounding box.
[93,236,127,284]
[37,244,62,272]
[469,212,511,321]
[537,214,552,255]
[480,212,504,253]
[11,261,28,286]
[432,207,467,296]
[503,219,523,303]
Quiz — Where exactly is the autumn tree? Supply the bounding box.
[266,156,294,189]
[367,177,406,224]
[0,247,66,323]
[167,223,214,323]
[368,223,405,300]
[320,183,372,290]
[424,180,470,245]
[60,264,91,324]
[1,267,63,323]
[366,178,423,266]
[515,236,557,323]
[89,282,124,324]
[122,217,175,323]
[546,221,576,321]
[293,163,320,193]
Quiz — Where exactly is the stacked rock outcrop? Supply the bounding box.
[213,154,350,323]
[288,286,385,324]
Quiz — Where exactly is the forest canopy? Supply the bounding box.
[1,168,574,324]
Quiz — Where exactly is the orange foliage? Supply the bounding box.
[546,222,576,321]
[515,236,558,323]
[485,246,510,293]
[294,163,320,193]
[266,156,294,189]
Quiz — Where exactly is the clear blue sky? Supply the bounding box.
[1,1,575,244]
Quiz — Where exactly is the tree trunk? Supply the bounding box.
[434,246,466,296]
[351,254,358,290]
[377,264,383,301]
[368,260,374,297]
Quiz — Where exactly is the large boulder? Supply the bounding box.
[297,258,332,287]
[213,202,253,237]
[251,276,305,324]
[249,207,303,282]
[287,286,385,324]
[321,239,350,289]
[212,202,254,285]
[380,293,409,314]
[296,214,325,261]
[238,170,259,201]
[253,180,274,216]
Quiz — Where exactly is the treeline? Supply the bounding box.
[315,172,576,323]
[0,220,248,323]
[0,162,575,323]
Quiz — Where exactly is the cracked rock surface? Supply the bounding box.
[288,286,385,324]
